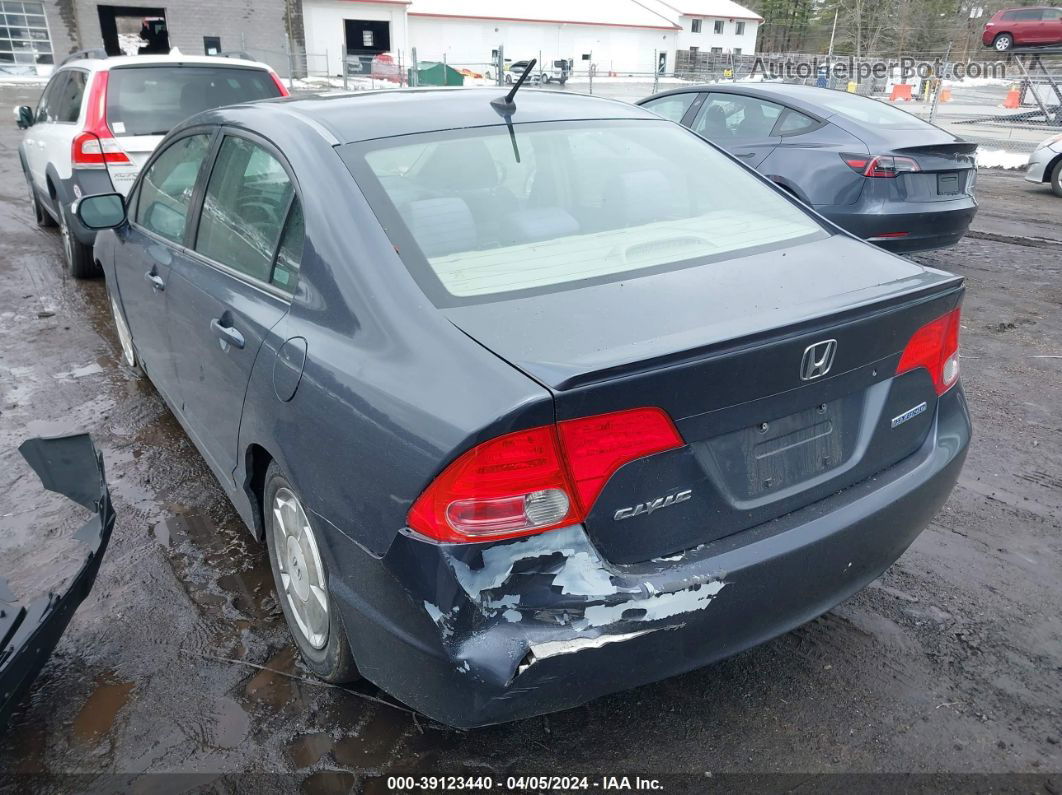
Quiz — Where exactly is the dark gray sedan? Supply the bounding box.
[638,83,978,253]
[77,88,970,728]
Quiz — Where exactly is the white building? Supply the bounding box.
[301,0,760,77]
[645,0,763,57]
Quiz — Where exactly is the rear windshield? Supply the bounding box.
[811,90,930,130]
[343,119,825,306]
[106,65,280,136]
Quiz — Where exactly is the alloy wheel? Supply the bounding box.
[272,487,329,649]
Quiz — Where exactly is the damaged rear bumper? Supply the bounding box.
[324,388,970,728]
[1,435,114,727]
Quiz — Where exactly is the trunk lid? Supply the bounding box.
[843,123,979,201]
[445,234,963,563]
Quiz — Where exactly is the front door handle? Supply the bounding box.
[144,271,165,291]
[210,318,245,350]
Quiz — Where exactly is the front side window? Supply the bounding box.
[642,93,697,123]
[693,94,784,140]
[55,70,86,123]
[34,71,66,123]
[195,136,294,283]
[344,120,824,305]
[136,133,212,243]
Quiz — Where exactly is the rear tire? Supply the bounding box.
[109,292,142,375]
[59,204,100,279]
[27,177,56,228]
[993,34,1013,51]
[1051,158,1062,198]
[264,464,360,684]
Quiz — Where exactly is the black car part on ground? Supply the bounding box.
[0,435,114,728]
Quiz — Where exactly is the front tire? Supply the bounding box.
[993,34,1013,51]
[1050,158,1062,198]
[264,464,359,683]
[59,204,99,278]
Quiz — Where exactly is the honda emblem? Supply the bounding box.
[800,339,837,381]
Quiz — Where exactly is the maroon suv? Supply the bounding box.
[982,6,1062,51]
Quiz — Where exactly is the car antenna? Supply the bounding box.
[491,58,536,163]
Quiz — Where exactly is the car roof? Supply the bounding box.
[642,81,871,117]
[59,53,273,73]
[254,87,656,145]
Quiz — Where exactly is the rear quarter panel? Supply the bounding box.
[226,110,553,556]
[758,121,868,206]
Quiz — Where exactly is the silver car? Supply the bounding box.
[1025,133,1062,196]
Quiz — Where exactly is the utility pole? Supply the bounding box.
[827,8,838,66]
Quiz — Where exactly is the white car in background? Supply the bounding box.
[1025,132,1062,197]
[15,51,287,277]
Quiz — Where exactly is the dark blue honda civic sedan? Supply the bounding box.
[77,87,971,728]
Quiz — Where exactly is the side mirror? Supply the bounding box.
[15,105,33,129]
[75,193,127,230]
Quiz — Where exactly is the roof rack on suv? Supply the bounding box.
[60,48,108,66]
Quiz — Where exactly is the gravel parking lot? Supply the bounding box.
[1,80,1059,791]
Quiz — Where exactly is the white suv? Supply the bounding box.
[16,51,286,277]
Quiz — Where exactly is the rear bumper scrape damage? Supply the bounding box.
[438,527,730,682]
[330,387,970,728]
[1,435,114,727]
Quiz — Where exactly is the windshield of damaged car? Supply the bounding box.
[343,119,826,306]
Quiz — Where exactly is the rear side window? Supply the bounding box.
[1012,9,1043,20]
[641,93,697,123]
[774,108,819,136]
[195,136,295,283]
[136,133,212,243]
[55,70,87,123]
[272,198,304,292]
[693,94,784,140]
[106,66,281,137]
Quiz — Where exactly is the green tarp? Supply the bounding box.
[409,61,465,86]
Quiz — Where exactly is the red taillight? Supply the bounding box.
[896,307,962,395]
[72,72,130,168]
[270,72,290,97]
[557,408,683,514]
[407,408,684,543]
[841,154,920,178]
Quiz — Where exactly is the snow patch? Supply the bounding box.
[977,149,1028,170]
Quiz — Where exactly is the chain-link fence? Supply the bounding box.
[244,42,1061,157]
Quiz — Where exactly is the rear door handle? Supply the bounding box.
[210,318,245,350]
[144,271,165,291]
